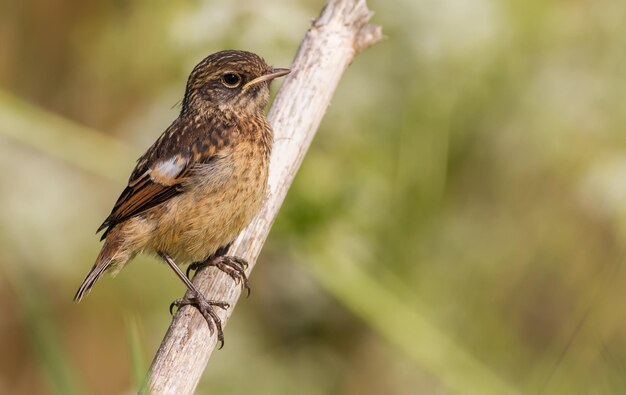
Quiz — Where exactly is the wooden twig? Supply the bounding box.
[144,1,382,393]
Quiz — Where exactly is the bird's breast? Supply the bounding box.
[148,139,270,263]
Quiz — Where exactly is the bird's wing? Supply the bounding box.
[97,119,234,239]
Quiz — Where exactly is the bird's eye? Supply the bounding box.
[221,73,242,88]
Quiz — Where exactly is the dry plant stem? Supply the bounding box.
[144,1,382,393]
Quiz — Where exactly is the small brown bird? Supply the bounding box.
[74,50,289,345]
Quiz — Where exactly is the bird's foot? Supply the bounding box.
[169,293,230,348]
[186,255,250,296]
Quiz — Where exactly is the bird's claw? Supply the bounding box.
[185,261,201,278]
[186,255,251,297]
[169,295,230,348]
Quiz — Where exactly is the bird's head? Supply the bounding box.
[181,50,290,116]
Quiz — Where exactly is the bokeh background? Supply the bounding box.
[2,0,626,394]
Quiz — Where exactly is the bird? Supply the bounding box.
[74,50,290,346]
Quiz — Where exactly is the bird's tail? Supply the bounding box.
[74,236,123,302]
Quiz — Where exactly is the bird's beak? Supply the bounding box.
[243,68,291,90]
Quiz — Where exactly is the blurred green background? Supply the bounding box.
[2,0,626,394]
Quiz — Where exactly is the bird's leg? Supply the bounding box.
[159,252,229,348]
[186,245,251,297]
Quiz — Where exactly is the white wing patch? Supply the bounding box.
[150,155,188,186]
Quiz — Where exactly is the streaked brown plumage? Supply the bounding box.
[74,50,289,345]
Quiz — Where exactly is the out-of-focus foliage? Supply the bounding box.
[1,0,626,394]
